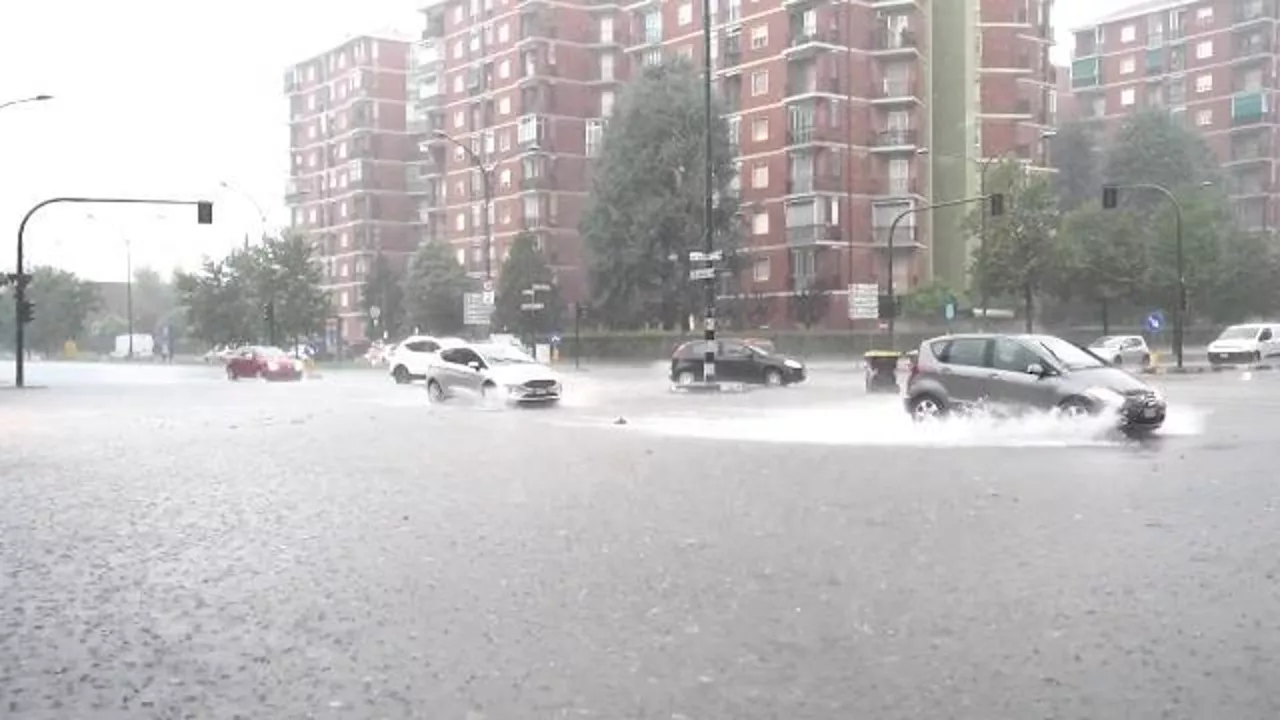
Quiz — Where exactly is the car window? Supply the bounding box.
[720,342,750,358]
[405,340,440,353]
[1028,336,1106,370]
[992,338,1043,373]
[1260,329,1274,342]
[1123,338,1143,349]
[440,348,467,364]
[939,338,988,367]
[677,342,708,358]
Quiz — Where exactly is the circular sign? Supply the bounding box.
[369,305,382,320]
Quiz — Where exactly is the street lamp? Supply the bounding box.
[219,180,269,245]
[432,130,493,281]
[0,95,53,112]
[85,212,135,359]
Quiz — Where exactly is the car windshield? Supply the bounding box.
[1089,336,1123,348]
[1027,336,1107,370]
[477,344,536,364]
[1217,326,1261,341]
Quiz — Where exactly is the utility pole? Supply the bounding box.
[700,0,718,387]
[520,283,550,358]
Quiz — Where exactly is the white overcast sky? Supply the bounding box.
[1,0,1110,282]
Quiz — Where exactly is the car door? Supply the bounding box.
[716,341,753,382]
[934,337,992,405]
[403,339,440,376]
[1121,337,1146,364]
[448,347,487,392]
[986,337,1059,411]
[1260,326,1278,358]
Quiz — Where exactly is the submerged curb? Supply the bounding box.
[1142,364,1275,375]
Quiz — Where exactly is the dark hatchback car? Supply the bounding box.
[670,339,807,387]
[904,333,1166,434]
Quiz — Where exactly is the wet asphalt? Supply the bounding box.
[2,361,1280,719]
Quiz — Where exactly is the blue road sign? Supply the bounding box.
[943,301,957,322]
[550,334,562,344]
[1144,310,1165,333]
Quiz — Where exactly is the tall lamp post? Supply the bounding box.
[219,180,269,245]
[433,130,493,280]
[0,95,53,112]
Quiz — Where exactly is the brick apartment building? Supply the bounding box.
[293,1,1052,334]
[284,32,421,346]
[1069,0,1278,231]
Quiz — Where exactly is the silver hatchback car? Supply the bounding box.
[904,333,1166,434]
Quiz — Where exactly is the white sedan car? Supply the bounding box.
[387,335,459,384]
[425,342,562,404]
[1087,335,1151,367]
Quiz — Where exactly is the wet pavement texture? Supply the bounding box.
[3,362,1280,718]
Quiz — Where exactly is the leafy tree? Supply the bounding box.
[580,58,741,329]
[260,233,328,344]
[1050,201,1146,332]
[361,253,406,341]
[791,276,835,329]
[23,266,100,355]
[1104,110,1219,204]
[494,232,561,335]
[403,240,469,335]
[1050,120,1101,212]
[967,159,1059,331]
[1202,229,1280,323]
[901,280,964,321]
[175,259,256,346]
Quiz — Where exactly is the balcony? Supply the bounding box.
[719,45,743,73]
[785,74,843,97]
[1235,1,1276,26]
[871,78,920,104]
[871,27,919,56]
[522,174,555,191]
[870,176,921,196]
[1231,91,1272,125]
[421,15,445,39]
[1233,36,1272,61]
[870,128,919,151]
[1226,141,1272,164]
[871,225,922,248]
[285,179,310,204]
[786,224,842,246]
[517,62,558,87]
[784,28,842,57]
[785,124,843,146]
[1228,177,1270,196]
[784,172,841,195]
[872,0,919,10]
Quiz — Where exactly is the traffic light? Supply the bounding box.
[1102,186,1119,209]
[196,201,214,225]
[989,193,1005,217]
[18,300,34,325]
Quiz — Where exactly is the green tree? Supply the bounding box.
[403,240,469,335]
[1050,120,1101,212]
[967,160,1059,331]
[494,232,561,334]
[1050,201,1147,332]
[1202,229,1280,322]
[175,259,256,346]
[791,276,835,329]
[361,253,406,341]
[580,58,741,329]
[260,233,328,345]
[24,266,100,355]
[129,267,178,335]
[1104,110,1219,204]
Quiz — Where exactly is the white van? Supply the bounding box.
[1206,323,1280,367]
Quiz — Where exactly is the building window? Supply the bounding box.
[499,59,510,79]
[752,117,768,141]
[751,70,768,96]
[1120,24,1136,43]
[453,75,464,93]
[499,96,511,115]
[498,23,509,43]
[1197,6,1213,22]
[523,196,541,224]
[518,115,539,144]
[643,48,662,66]
[1195,40,1213,59]
[601,90,615,117]
[500,168,512,189]
[599,16,614,43]
[1120,87,1136,106]
[454,110,465,128]
[1195,74,1212,93]
[1196,109,1212,126]
[678,2,692,26]
[752,211,769,235]
[453,41,464,60]
[586,119,605,157]
[1120,56,1136,74]
[456,212,466,231]
[600,52,615,82]
[750,25,768,50]
[752,163,769,188]
[340,291,349,309]
[499,131,511,151]
[753,257,770,282]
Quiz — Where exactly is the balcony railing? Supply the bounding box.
[786,224,841,246]
[873,28,918,51]
[872,176,920,196]
[871,225,920,246]
[1229,143,1271,162]
[874,78,917,99]
[788,28,841,48]
[1236,2,1275,24]
[872,129,918,147]
[785,124,842,145]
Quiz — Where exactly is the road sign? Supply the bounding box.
[482,291,495,305]
[482,279,495,293]
[847,283,879,320]
[369,305,381,320]
[550,334,562,344]
[1145,310,1165,333]
[689,267,716,281]
[463,292,493,325]
[943,301,956,322]
[530,283,552,292]
[521,302,546,311]
[688,250,723,263]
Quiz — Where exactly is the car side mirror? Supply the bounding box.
[1026,363,1047,377]
[467,361,481,370]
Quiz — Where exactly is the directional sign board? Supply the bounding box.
[482,291,495,305]
[530,283,552,292]
[688,250,723,263]
[482,280,495,293]
[1144,310,1165,333]
[689,267,716,281]
[463,292,494,326]
[847,283,879,320]
[521,302,546,311]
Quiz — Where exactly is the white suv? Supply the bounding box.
[388,335,454,384]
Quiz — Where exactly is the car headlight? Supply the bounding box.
[783,359,803,370]
[1084,386,1125,407]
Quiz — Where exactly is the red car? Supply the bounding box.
[225,346,304,382]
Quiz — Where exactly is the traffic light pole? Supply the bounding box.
[884,194,1002,351]
[13,196,213,387]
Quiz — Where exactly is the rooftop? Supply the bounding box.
[1071,0,1197,32]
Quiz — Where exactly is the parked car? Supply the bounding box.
[1206,323,1280,367]
[1087,335,1151,367]
[904,333,1166,435]
[425,342,562,404]
[225,346,305,382]
[387,335,460,384]
[669,339,806,387]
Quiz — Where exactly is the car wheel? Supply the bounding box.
[763,368,783,387]
[1141,353,1151,367]
[426,380,446,402]
[909,394,946,421]
[1112,355,1123,366]
[675,370,697,386]
[1057,397,1094,419]
[1254,351,1263,363]
[480,381,497,397]
[392,365,411,384]
[226,366,238,381]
